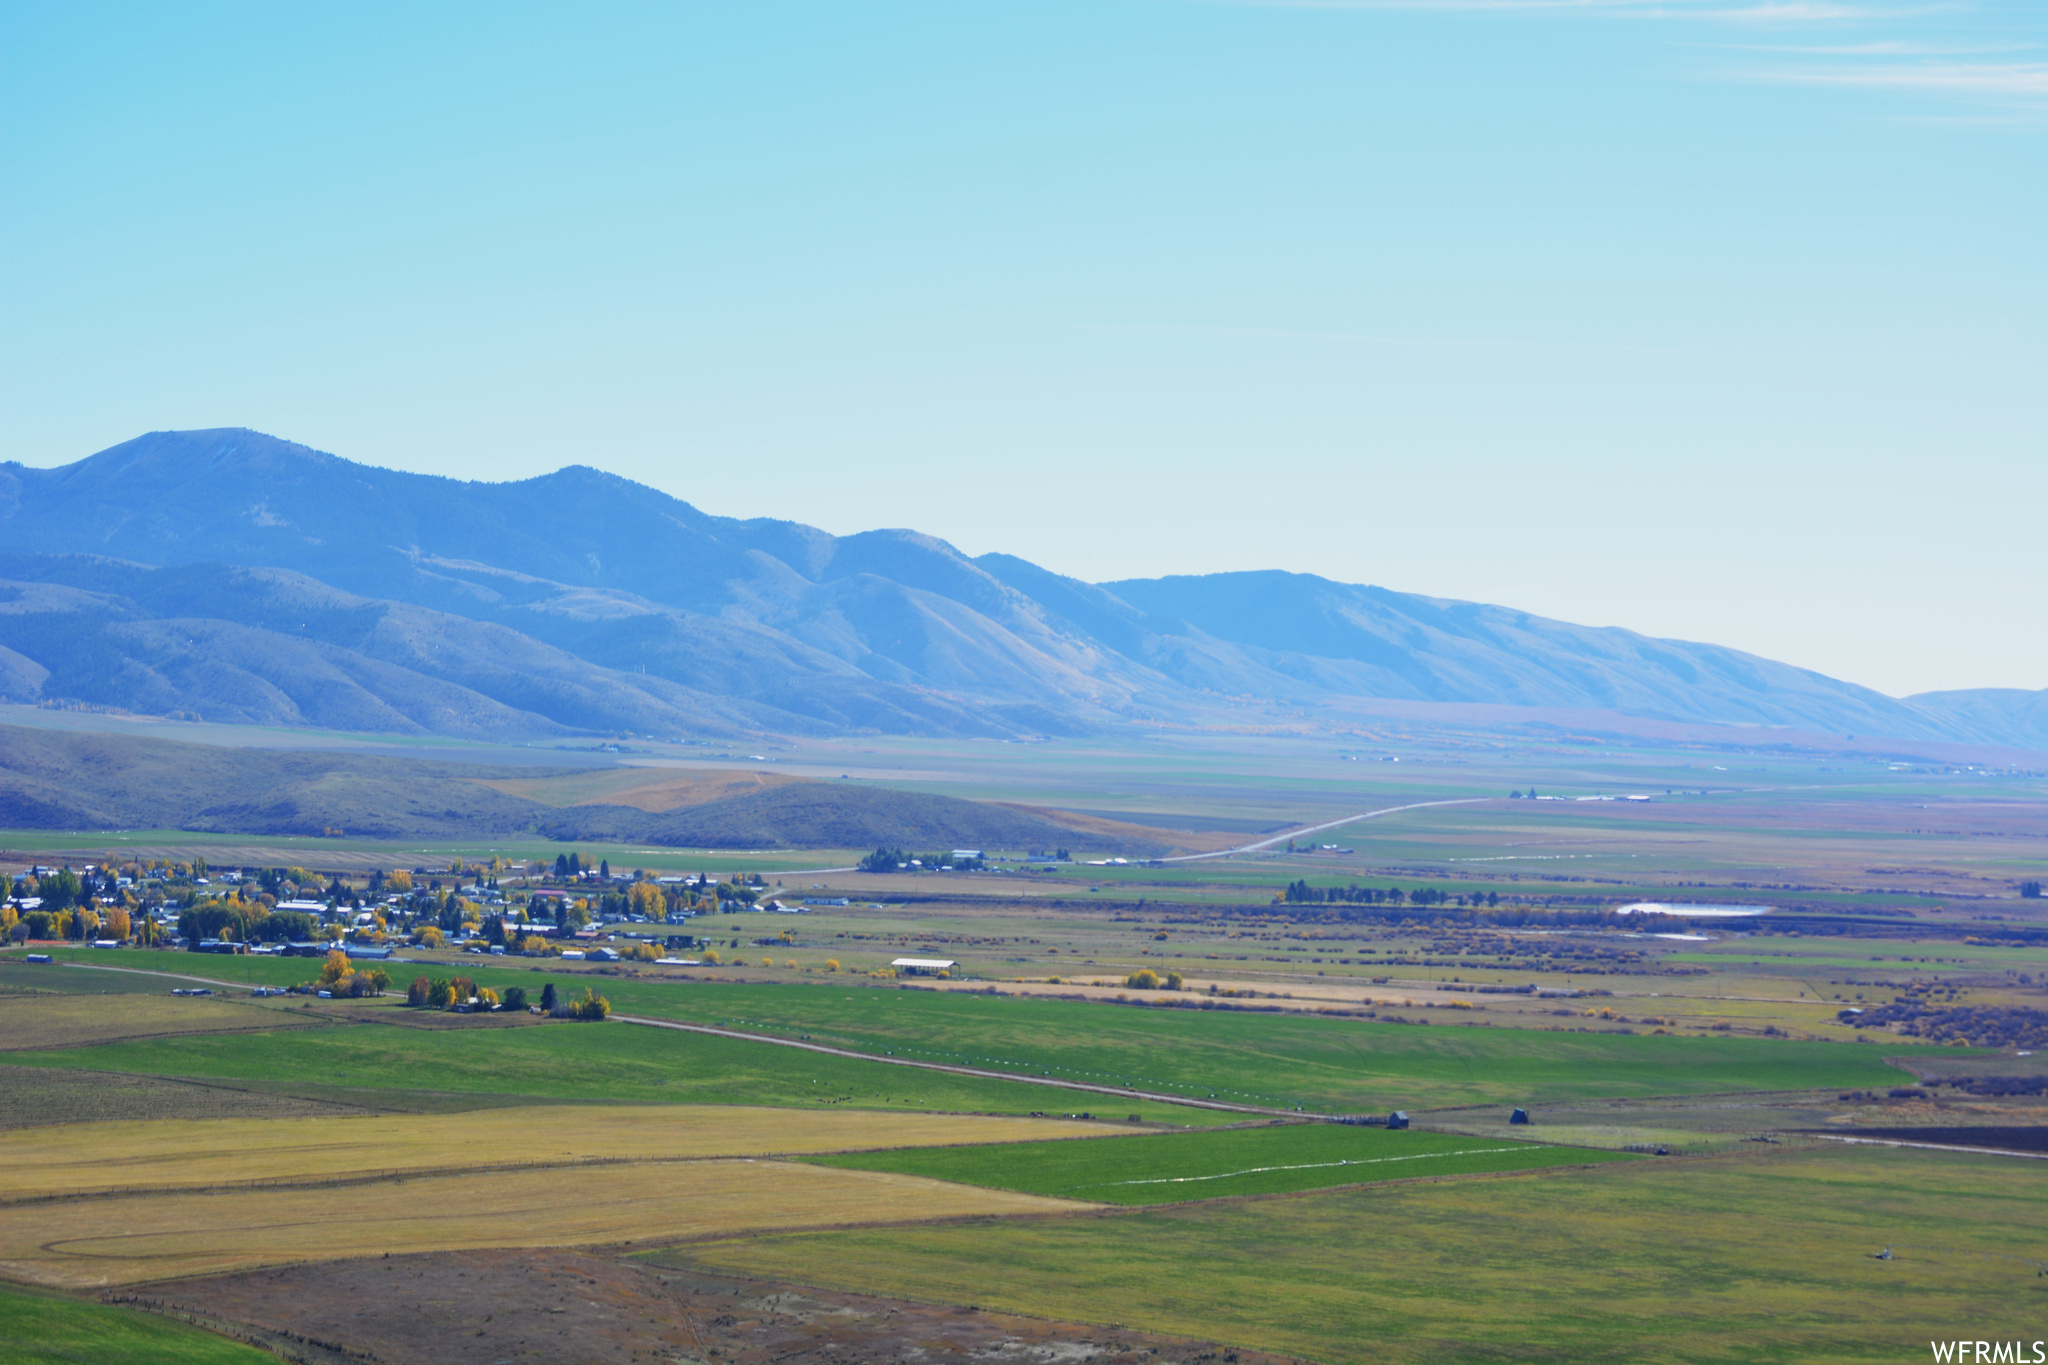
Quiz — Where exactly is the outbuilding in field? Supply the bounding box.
[892,957,956,976]
[1387,1111,1409,1129]
[1510,1108,1531,1125]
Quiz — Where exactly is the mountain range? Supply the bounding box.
[0,427,2038,752]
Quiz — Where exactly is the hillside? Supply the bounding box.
[0,427,2032,750]
[0,725,1144,852]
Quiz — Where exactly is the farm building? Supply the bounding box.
[892,957,956,976]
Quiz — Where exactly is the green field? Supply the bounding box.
[6,951,1914,1112]
[813,1121,1636,1203]
[672,1143,2048,1364]
[0,1015,1227,1124]
[0,1282,275,1365]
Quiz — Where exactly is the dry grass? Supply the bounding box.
[0,1105,1114,1201]
[473,766,806,812]
[0,1067,365,1132]
[990,803,1247,853]
[0,992,318,1052]
[0,1161,1088,1288]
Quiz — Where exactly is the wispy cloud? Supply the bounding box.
[1199,0,2048,112]
[1758,59,2048,94]
[1733,39,2041,56]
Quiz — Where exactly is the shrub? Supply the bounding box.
[703,949,721,965]
[825,959,840,972]
[1124,969,1162,990]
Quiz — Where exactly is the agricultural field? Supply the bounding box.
[0,1066,366,1131]
[139,1247,1302,1365]
[0,728,2042,1361]
[0,1105,1115,1201]
[0,959,1915,1113]
[0,990,325,1052]
[673,1143,2048,1365]
[813,1120,1637,1203]
[489,975,1914,1112]
[0,1158,1085,1287]
[0,1280,277,1365]
[0,1006,1235,1124]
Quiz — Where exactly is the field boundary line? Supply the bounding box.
[54,961,255,989]
[1160,797,1495,862]
[0,1149,1080,1209]
[611,1014,1307,1118]
[1809,1134,2048,1161]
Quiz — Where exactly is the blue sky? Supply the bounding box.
[2,0,2042,697]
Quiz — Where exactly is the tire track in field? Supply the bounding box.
[611,1014,1308,1119]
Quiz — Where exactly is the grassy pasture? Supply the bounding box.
[0,1281,275,1364]
[0,1160,1086,1288]
[813,1121,1636,1204]
[524,977,1913,1112]
[0,1066,363,1131]
[0,959,212,995]
[0,1016,1233,1124]
[0,991,324,1052]
[5,952,1914,1111]
[0,1105,1115,1201]
[676,1144,2048,1365]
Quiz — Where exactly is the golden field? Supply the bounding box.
[0,1159,1091,1287]
[0,1104,1117,1200]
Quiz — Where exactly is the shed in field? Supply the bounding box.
[891,957,956,976]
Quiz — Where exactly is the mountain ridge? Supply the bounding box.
[0,428,2038,752]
